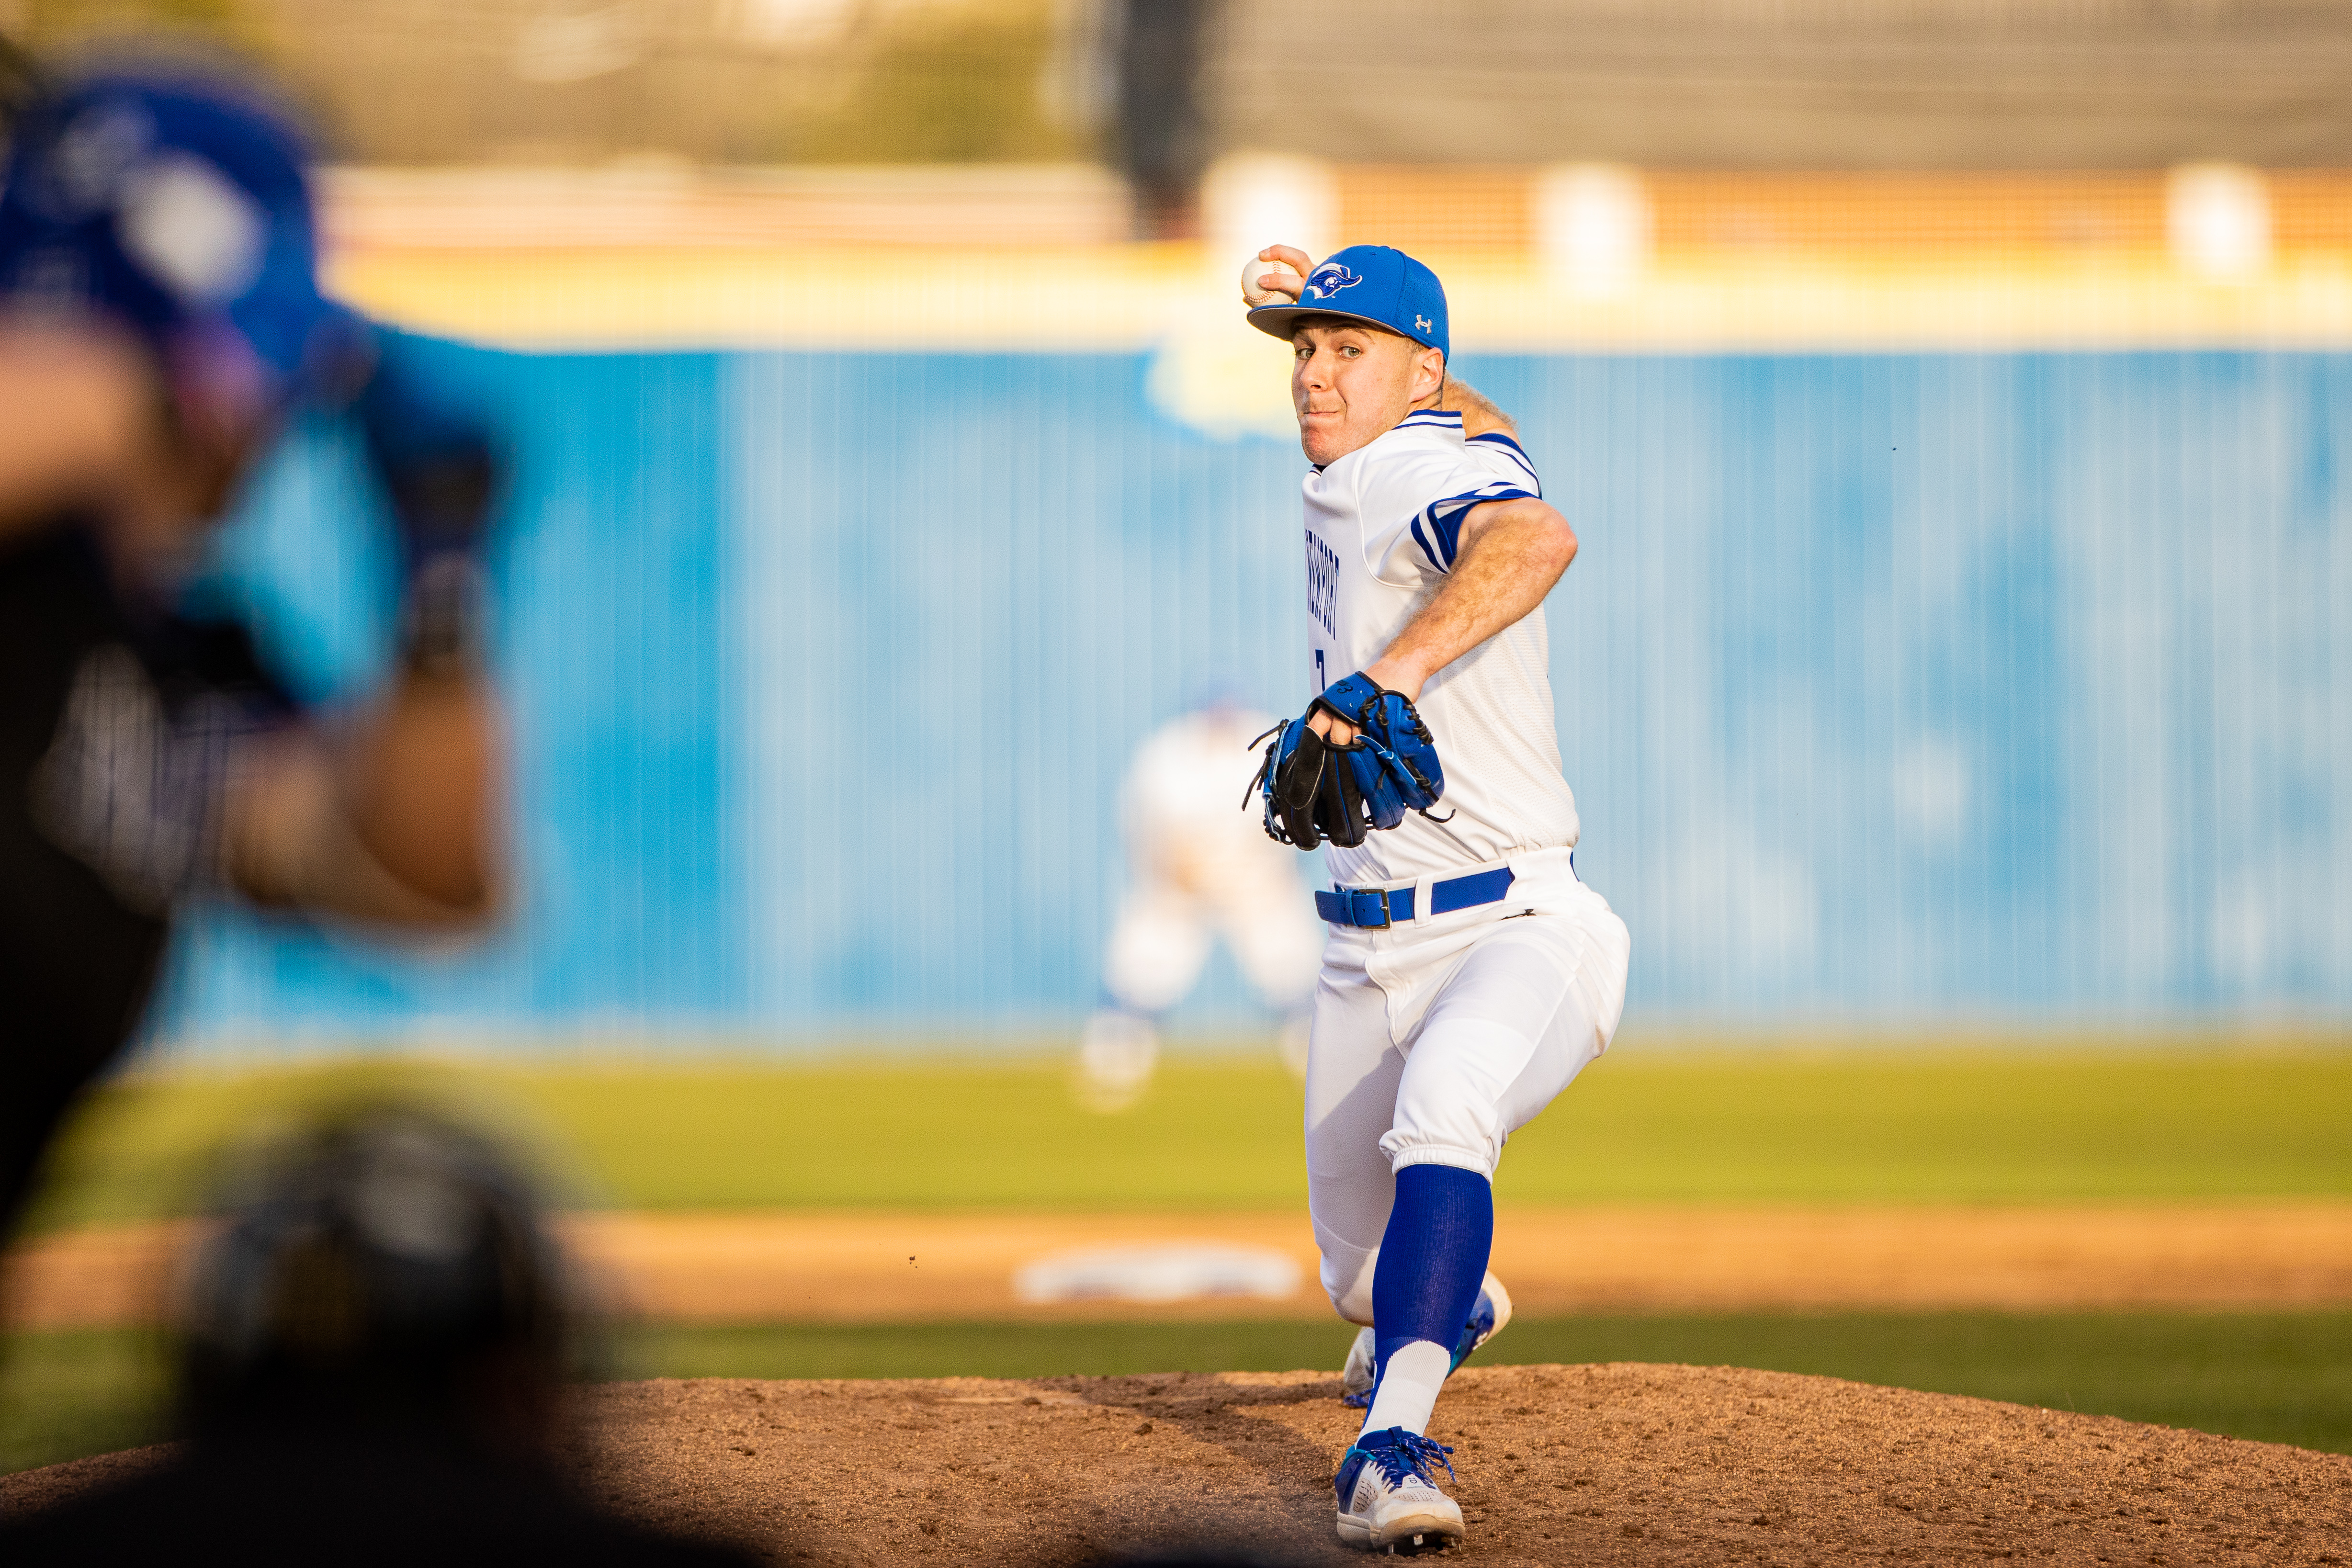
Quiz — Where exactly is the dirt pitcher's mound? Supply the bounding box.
[13,1365,2352,1563]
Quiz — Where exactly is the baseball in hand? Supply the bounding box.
[1240,253,1303,307]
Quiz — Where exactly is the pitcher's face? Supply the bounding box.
[1290,321,1445,466]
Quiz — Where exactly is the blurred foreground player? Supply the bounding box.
[0,1109,754,1565]
[1076,694,1324,1111]
[0,68,503,1238]
[1242,245,1631,1552]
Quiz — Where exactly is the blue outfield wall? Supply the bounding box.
[154,344,2352,1049]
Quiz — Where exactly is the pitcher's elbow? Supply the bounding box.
[1538,507,1579,576]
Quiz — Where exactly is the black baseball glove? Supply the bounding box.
[1248,673,1448,850]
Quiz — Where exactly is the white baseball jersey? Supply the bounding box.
[1301,407,1580,888]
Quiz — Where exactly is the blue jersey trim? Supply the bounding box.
[1410,513,1442,570]
[1413,482,1540,570]
[1467,431,1541,489]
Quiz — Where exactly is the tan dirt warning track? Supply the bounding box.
[10,1205,2352,1329]
[9,1365,2351,1564]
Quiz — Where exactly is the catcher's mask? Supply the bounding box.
[178,1107,575,1435]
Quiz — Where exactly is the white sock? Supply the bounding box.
[1359,1339,1451,1439]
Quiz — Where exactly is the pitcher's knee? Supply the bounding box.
[1320,1248,1378,1326]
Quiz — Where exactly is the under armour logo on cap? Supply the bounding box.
[1416,315,1432,332]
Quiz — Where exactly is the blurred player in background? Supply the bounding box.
[1242,244,1631,1553]
[1075,690,1324,1112]
[0,63,505,1241]
[0,1107,754,1564]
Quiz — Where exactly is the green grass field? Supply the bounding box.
[6,1046,2349,1478]
[19,1043,2352,1233]
[9,1310,2350,1477]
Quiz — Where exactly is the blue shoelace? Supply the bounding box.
[1368,1430,1458,1488]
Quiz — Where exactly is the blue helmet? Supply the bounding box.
[0,69,357,403]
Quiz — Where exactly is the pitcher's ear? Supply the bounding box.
[1416,347,1447,398]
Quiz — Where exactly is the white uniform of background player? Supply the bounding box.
[1076,701,1326,1110]
[1243,242,1632,1551]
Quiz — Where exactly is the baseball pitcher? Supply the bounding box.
[1241,243,1631,1552]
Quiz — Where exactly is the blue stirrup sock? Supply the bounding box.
[1359,1162,1494,1438]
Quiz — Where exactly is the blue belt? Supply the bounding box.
[1316,868,1516,929]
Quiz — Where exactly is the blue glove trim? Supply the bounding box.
[1310,671,1385,727]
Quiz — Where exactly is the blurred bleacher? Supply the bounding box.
[33,0,2352,171]
[1214,0,2352,170]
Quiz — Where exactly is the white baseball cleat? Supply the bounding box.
[1334,1426,1464,1553]
[1453,1271,1513,1369]
[1340,1272,1514,1406]
[1342,1324,1378,1404]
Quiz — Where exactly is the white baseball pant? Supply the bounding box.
[1304,846,1631,1325]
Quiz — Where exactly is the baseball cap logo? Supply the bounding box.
[1416,315,1432,332]
[1303,261,1362,300]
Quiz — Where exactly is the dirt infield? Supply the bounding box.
[11,1204,2352,1329]
[11,1365,2351,1563]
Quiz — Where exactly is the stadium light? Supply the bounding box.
[2167,162,2272,282]
[1201,153,1338,277]
[1535,163,1652,299]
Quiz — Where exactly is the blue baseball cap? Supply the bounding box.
[1247,244,1449,361]
[0,70,358,404]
